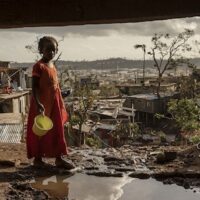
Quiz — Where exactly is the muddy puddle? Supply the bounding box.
[119,178,200,200]
[30,173,200,200]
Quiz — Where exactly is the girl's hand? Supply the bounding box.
[37,103,45,115]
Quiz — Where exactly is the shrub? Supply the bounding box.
[86,136,101,148]
[189,135,200,144]
[158,131,167,143]
[168,99,200,132]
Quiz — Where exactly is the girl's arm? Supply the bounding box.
[32,76,44,114]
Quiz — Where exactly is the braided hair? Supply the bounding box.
[38,36,58,54]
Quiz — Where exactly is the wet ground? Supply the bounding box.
[31,174,131,200]
[31,174,200,200]
[0,143,200,199]
[120,178,200,200]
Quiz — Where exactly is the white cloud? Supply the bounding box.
[0,17,200,62]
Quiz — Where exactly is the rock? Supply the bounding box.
[173,177,184,186]
[149,151,163,156]
[8,183,50,200]
[131,142,143,146]
[163,179,174,185]
[12,183,33,191]
[129,172,151,179]
[148,166,156,170]
[153,171,200,180]
[156,153,166,164]
[104,156,124,162]
[20,162,29,166]
[137,134,154,143]
[183,181,190,189]
[108,166,135,172]
[105,160,130,166]
[0,160,15,167]
[85,166,99,170]
[155,151,177,164]
[86,170,123,177]
[153,171,183,179]
[164,151,177,162]
[197,143,200,150]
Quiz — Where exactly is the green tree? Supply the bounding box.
[147,29,194,98]
[177,75,197,98]
[167,98,200,132]
[71,83,95,145]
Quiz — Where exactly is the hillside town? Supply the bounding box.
[0,16,200,200]
[0,49,200,198]
[0,58,198,146]
[0,3,200,197]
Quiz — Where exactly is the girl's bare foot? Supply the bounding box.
[55,157,75,170]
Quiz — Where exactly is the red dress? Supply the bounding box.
[26,60,68,159]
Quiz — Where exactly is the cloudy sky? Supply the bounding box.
[0,17,200,62]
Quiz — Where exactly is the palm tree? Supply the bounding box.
[134,44,146,86]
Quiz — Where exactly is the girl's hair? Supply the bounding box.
[38,36,58,54]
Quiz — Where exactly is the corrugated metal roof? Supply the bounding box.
[128,93,178,100]
[128,94,158,100]
[94,123,116,131]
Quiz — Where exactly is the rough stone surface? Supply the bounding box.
[0,143,200,199]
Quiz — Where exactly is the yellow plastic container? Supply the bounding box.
[32,114,53,137]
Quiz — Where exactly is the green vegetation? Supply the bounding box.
[114,122,141,141]
[155,98,200,136]
[71,84,96,145]
[168,98,200,132]
[177,65,200,99]
[158,131,167,143]
[99,85,120,97]
[86,136,101,148]
[70,114,81,126]
[189,135,200,144]
[143,29,194,97]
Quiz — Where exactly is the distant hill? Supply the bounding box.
[11,57,200,70]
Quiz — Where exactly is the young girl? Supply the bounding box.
[26,36,74,169]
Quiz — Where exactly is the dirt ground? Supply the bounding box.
[0,143,74,199]
[0,142,200,199]
[0,143,27,199]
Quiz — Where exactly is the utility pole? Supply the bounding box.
[132,102,135,123]
[142,45,146,86]
[134,44,146,86]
